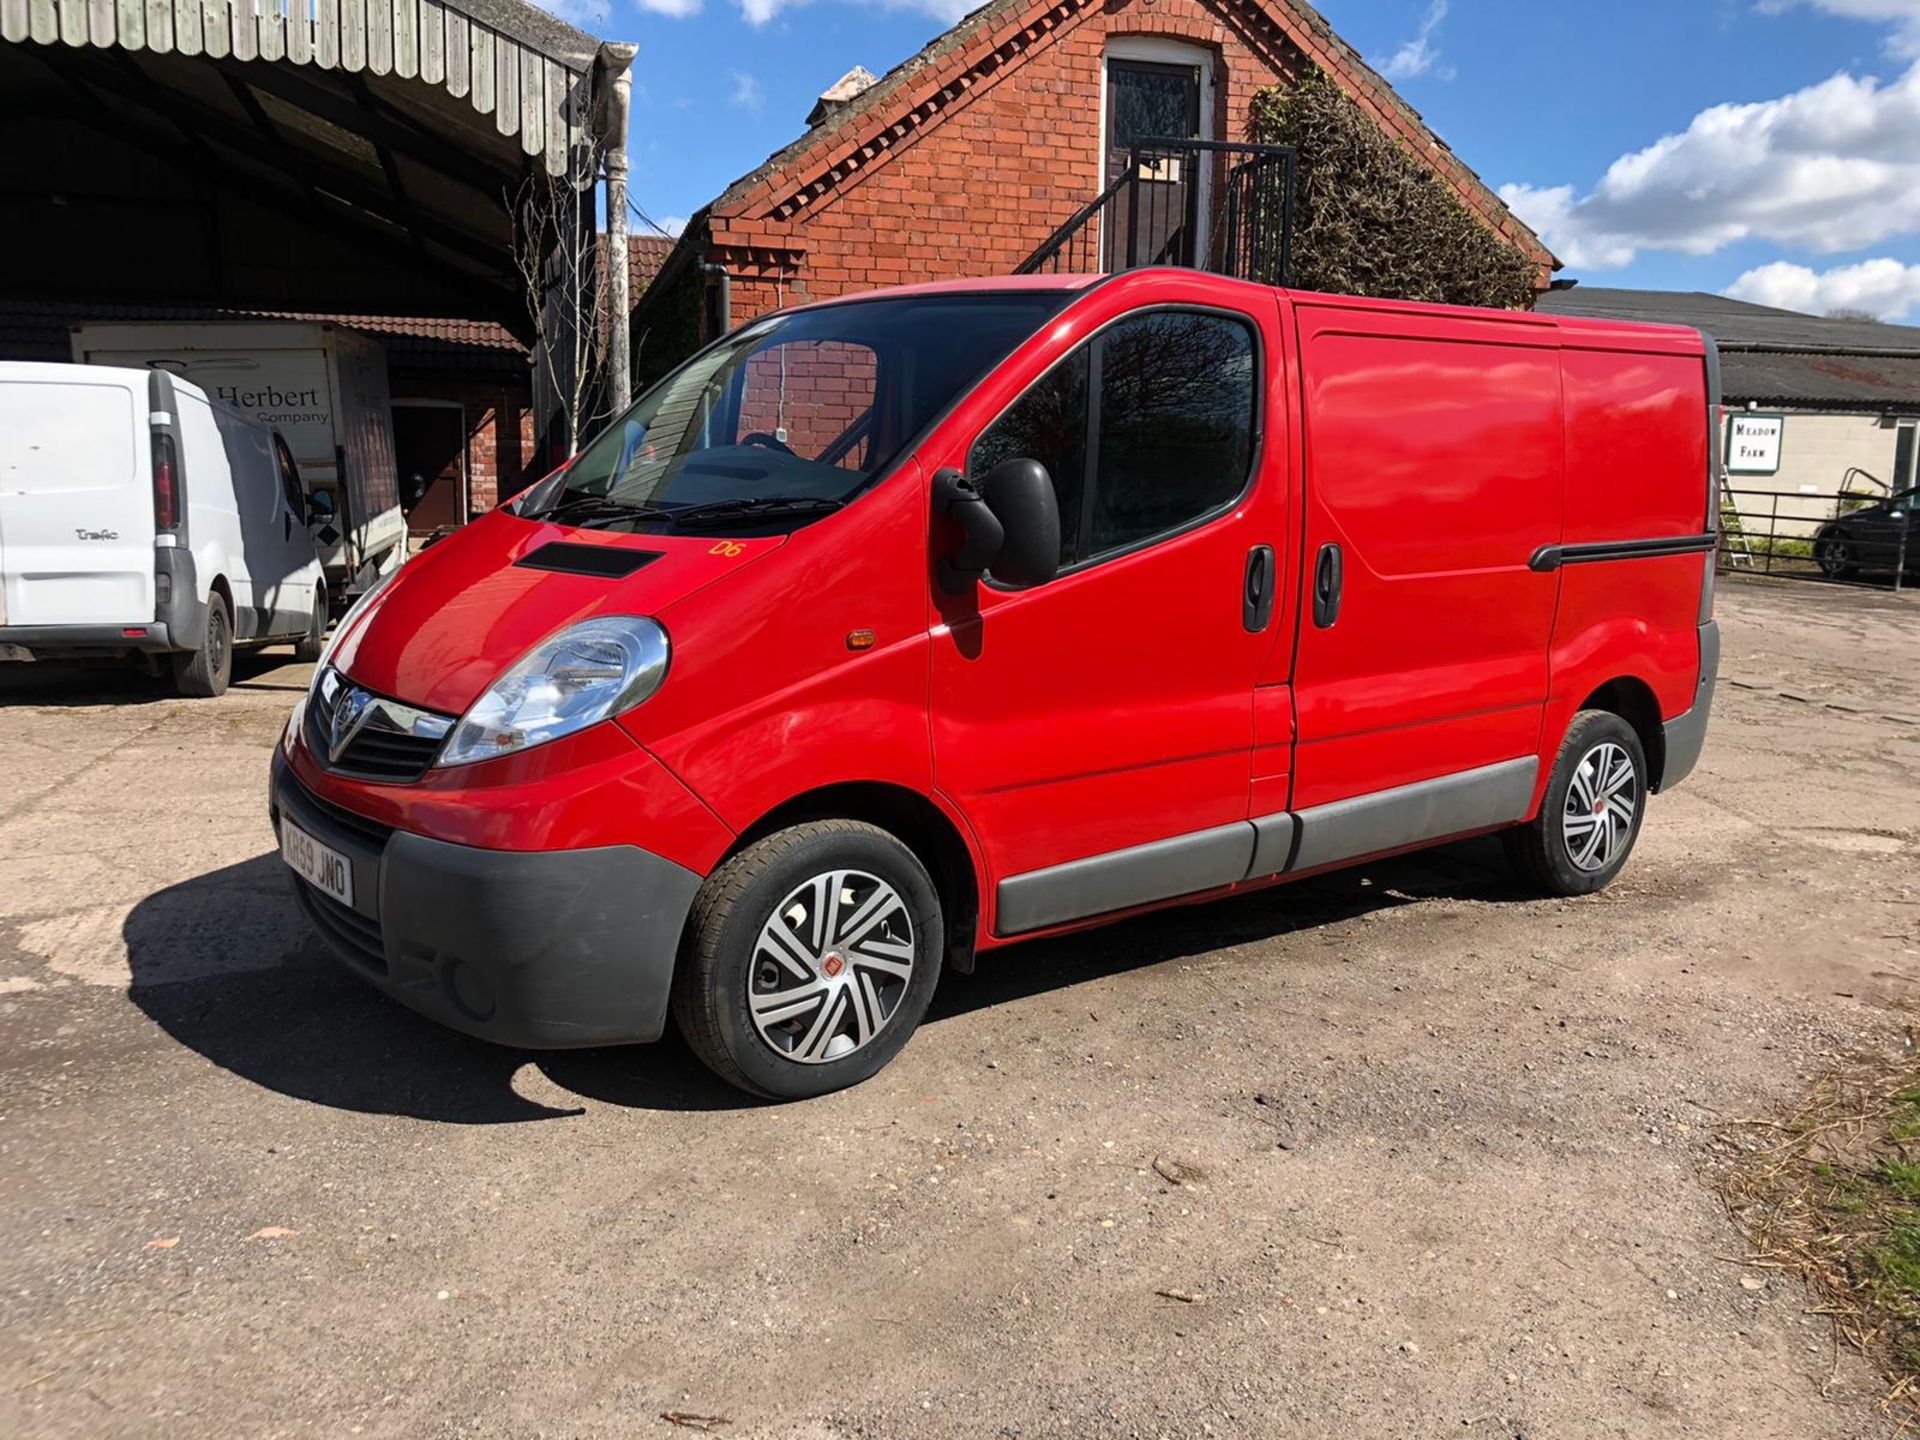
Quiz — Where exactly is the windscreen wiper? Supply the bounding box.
[664,496,847,528]
[537,493,675,524]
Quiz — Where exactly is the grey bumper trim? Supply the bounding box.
[1289,757,1538,874]
[272,754,701,1049]
[1657,619,1719,793]
[0,622,176,653]
[993,757,1538,937]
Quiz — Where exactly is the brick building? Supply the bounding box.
[633,0,1554,366]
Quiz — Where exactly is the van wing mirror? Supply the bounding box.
[932,468,1005,594]
[980,458,1061,589]
[931,461,1061,594]
[307,489,337,524]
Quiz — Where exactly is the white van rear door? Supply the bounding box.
[0,371,152,627]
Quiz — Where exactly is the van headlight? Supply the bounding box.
[435,616,670,768]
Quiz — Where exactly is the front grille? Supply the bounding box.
[293,879,388,975]
[307,670,451,784]
[286,772,395,847]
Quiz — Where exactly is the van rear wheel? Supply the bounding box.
[172,594,233,698]
[1504,710,1647,897]
[672,821,943,1100]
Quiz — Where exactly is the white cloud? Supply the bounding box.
[737,0,972,25]
[1499,59,1920,269]
[654,215,688,238]
[637,0,702,15]
[728,70,764,112]
[1376,0,1454,82]
[1758,0,1920,58]
[1727,257,1920,318]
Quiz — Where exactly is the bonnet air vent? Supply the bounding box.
[514,542,664,578]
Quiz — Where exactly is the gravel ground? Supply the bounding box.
[3,576,1919,1439]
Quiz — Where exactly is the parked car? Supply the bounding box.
[1813,488,1919,580]
[271,271,1720,1099]
[0,362,327,696]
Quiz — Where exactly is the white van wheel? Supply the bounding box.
[172,595,233,698]
[293,600,327,663]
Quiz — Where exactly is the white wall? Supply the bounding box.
[1721,409,1915,538]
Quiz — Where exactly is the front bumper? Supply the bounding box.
[270,750,702,1048]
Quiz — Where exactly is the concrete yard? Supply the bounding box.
[4,577,1919,1438]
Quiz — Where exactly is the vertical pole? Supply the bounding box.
[1279,152,1296,287]
[1125,146,1141,270]
[1898,509,1910,596]
[598,43,639,415]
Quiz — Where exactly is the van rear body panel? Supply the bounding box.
[0,366,154,629]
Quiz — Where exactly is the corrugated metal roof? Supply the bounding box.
[1719,350,1920,411]
[1535,286,1920,355]
[1536,286,1920,411]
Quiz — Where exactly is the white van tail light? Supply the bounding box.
[152,426,181,534]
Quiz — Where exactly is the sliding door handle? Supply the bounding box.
[1312,542,1343,629]
[1242,545,1276,632]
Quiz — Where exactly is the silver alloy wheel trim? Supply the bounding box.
[748,868,916,1065]
[1561,740,1638,873]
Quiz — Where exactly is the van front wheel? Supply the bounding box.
[172,594,233,698]
[293,599,327,663]
[1504,710,1647,897]
[672,821,944,1100]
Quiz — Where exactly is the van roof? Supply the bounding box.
[0,359,219,403]
[799,272,1707,354]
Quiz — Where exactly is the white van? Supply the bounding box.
[69,323,409,609]
[0,362,326,697]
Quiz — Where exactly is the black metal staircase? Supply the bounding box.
[1017,140,1296,284]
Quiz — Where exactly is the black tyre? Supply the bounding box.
[1815,531,1857,580]
[172,593,233,698]
[1504,710,1648,898]
[671,820,944,1100]
[293,599,327,663]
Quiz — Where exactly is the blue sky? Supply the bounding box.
[553,0,1920,319]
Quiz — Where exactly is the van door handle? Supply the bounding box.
[1312,542,1343,629]
[1242,545,1276,632]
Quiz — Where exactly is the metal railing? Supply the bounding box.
[1720,486,1914,592]
[1018,140,1296,284]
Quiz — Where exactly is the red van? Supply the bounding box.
[271,270,1718,1098]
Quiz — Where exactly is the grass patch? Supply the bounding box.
[1717,1046,1920,1422]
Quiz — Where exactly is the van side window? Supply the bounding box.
[273,437,304,516]
[1090,312,1255,557]
[969,349,1090,561]
[968,308,1255,573]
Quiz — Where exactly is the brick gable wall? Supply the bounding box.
[691,0,1547,333]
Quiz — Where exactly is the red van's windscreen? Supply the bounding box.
[521,291,1074,536]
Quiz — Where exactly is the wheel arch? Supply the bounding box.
[1578,675,1666,790]
[726,782,984,972]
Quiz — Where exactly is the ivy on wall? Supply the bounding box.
[1247,71,1539,311]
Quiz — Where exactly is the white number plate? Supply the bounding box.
[280,818,353,907]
